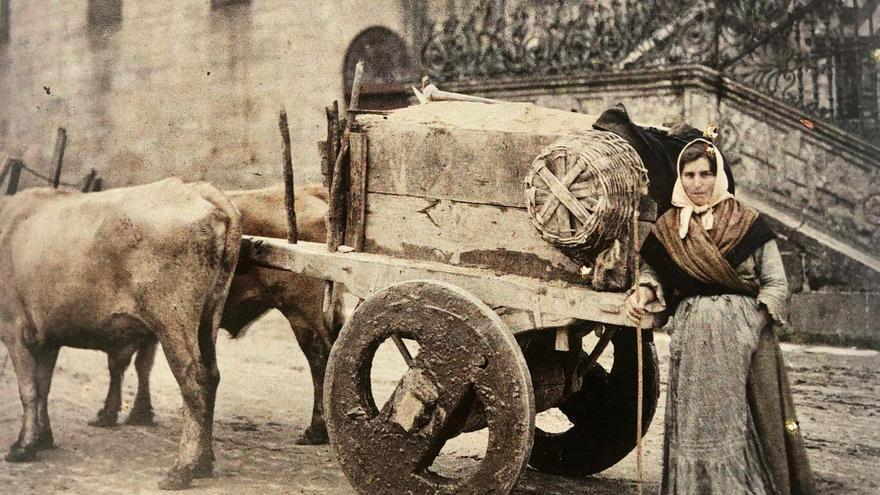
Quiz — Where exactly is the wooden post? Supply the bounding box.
[51,127,67,189]
[92,177,103,192]
[5,159,23,195]
[81,169,97,192]
[279,107,298,244]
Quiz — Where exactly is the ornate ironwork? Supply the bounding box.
[420,0,880,143]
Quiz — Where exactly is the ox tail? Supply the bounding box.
[195,184,243,374]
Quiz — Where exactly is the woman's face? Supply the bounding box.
[681,157,716,207]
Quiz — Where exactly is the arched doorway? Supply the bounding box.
[343,26,416,110]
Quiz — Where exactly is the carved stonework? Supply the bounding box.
[419,0,879,142]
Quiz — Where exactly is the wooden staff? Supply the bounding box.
[51,127,67,189]
[633,208,645,495]
[278,107,298,244]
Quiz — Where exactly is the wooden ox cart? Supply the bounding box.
[245,98,663,494]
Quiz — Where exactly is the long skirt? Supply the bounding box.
[661,294,778,495]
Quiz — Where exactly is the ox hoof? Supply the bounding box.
[295,425,329,445]
[192,461,214,479]
[158,467,193,491]
[4,442,37,463]
[124,410,155,427]
[34,432,55,451]
[88,410,118,428]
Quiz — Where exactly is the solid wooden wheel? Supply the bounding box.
[324,280,535,495]
[529,327,660,476]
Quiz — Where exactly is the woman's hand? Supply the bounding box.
[625,286,656,325]
[756,303,771,329]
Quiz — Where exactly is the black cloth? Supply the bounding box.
[592,103,735,214]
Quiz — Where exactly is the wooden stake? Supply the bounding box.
[51,127,67,189]
[81,169,97,192]
[279,107,298,244]
[328,60,364,252]
[0,159,11,187]
[349,60,364,112]
[323,102,340,190]
[5,159,23,195]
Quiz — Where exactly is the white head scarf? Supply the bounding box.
[671,138,733,239]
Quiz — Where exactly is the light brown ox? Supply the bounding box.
[0,179,241,490]
[90,183,342,445]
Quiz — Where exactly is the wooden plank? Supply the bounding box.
[362,122,560,207]
[362,192,583,283]
[242,237,662,331]
[345,132,368,251]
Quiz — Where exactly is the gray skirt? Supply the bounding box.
[661,294,778,495]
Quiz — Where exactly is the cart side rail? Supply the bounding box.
[243,236,662,331]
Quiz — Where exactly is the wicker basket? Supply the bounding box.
[524,130,647,261]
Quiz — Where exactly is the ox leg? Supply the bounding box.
[289,314,330,445]
[34,348,59,451]
[4,338,40,462]
[126,337,158,426]
[90,344,137,427]
[156,327,219,490]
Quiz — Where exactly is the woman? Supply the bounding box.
[625,136,815,494]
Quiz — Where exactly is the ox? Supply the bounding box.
[90,183,342,445]
[0,178,241,490]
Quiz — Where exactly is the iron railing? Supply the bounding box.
[420,0,880,142]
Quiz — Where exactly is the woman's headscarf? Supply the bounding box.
[671,138,733,239]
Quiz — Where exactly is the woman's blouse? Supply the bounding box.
[639,240,790,328]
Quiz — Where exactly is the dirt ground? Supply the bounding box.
[0,310,877,494]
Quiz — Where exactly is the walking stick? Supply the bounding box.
[632,209,645,495]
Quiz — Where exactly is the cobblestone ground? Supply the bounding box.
[0,311,877,494]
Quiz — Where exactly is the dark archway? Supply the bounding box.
[343,26,416,110]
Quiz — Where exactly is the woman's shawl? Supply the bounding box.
[641,198,775,300]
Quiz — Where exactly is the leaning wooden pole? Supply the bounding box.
[51,127,67,189]
[279,107,298,244]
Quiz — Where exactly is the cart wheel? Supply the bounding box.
[529,327,660,476]
[324,280,535,495]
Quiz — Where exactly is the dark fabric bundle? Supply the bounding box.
[592,103,735,214]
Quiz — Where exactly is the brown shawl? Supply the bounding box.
[641,198,775,301]
[654,198,759,294]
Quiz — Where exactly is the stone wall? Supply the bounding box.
[0,0,406,190]
[438,66,880,348]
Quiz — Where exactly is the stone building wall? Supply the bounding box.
[0,0,406,190]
